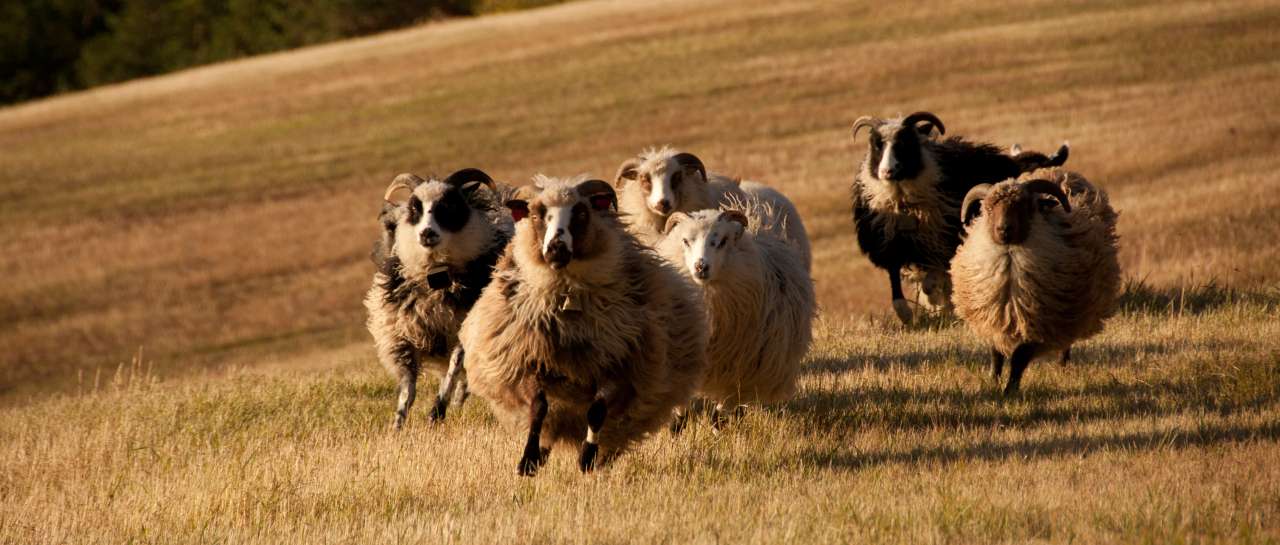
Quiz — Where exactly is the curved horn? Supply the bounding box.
[663,211,689,234]
[961,184,993,226]
[442,167,496,193]
[575,179,618,211]
[671,152,707,183]
[384,173,424,204]
[1023,179,1072,213]
[902,111,946,136]
[614,157,642,189]
[851,116,882,138]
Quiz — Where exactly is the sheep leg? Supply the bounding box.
[579,382,626,473]
[1004,343,1040,396]
[1059,346,1072,366]
[392,348,419,430]
[669,406,690,435]
[889,267,913,324]
[517,389,549,477]
[990,348,1005,380]
[429,347,466,422]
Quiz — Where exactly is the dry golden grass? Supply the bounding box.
[3,288,1278,543]
[1,0,1279,542]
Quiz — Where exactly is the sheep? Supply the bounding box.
[459,175,708,475]
[364,168,513,429]
[850,111,1072,324]
[950,168,1121,394]
[656,197,815,425]
[1009,142,1071,172]
[614,147,811,269]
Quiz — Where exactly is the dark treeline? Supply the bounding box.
[0,0,558,106]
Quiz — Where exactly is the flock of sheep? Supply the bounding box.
[363,111,1121,475]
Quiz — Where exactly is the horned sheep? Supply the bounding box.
[657,198,815,423]
[849,111,1069,323]
[614,147,811,269]
[459,175,708,476]
[364,168,513,429]
[951,168,1121,394]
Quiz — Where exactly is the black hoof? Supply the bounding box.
[1002,383,1022,397]
[517,454,541,477]
[578,443,599,473]
[428,398,448,423]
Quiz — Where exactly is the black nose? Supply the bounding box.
[657,200,672,214]
[693,260,709,279]
[420,229,440,247]
[545,241,572,269]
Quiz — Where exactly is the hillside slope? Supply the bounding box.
[1,1,1278,396]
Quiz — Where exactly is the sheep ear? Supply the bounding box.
[506,199,529,222]
[664,212,689,234]
[384,173,423,204]
[576,179,618,212]
[614,158,641,188]
[721,210,748,240]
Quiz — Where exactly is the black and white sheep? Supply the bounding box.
[614,147,810,269]
[849,111,1071,323]
[459,175,708,476]
[364,168,513,429]
[657,197,815,423]
[951,168,1121,394]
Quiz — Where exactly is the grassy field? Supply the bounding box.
[2,0,1279,542]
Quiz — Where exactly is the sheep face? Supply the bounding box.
[382,169,498,282]
[964,180,1073,246]
[506,176,620,273]
[663,210,746,285]
[852,111,946,183]
[614,147,707,219]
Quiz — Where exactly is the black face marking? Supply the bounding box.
[884,127,925,181]
[670,171,683,190]
[407,197,423,225]
[431,189,471,232]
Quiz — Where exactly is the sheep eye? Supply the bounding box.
[682,238,690,248]
[717,238,727,248]
[671,172,682,189]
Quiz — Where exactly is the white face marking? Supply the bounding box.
[542,204,574,255]
[586,427,598,445]
[878,140,898,180]
[647,169,676,214]
[416,200,443,240]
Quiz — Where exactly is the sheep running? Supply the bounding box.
[459,175,708,476]
[849,111,1070,323]
[614,147,811,269]
[364,168,513,429]
[951,168,1121,394]
[657,197,815,424]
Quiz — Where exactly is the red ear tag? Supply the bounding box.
[589,195,613,211]
[508,201,529,221]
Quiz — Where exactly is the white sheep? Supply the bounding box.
[657,197,815,425]
[613,147,811,269]
[459,175,708,475]
[951,168,1121,394]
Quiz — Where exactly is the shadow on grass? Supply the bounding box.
[788,347,1273,433]
[795,419,1280,471]
[1118,278,1280,316]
